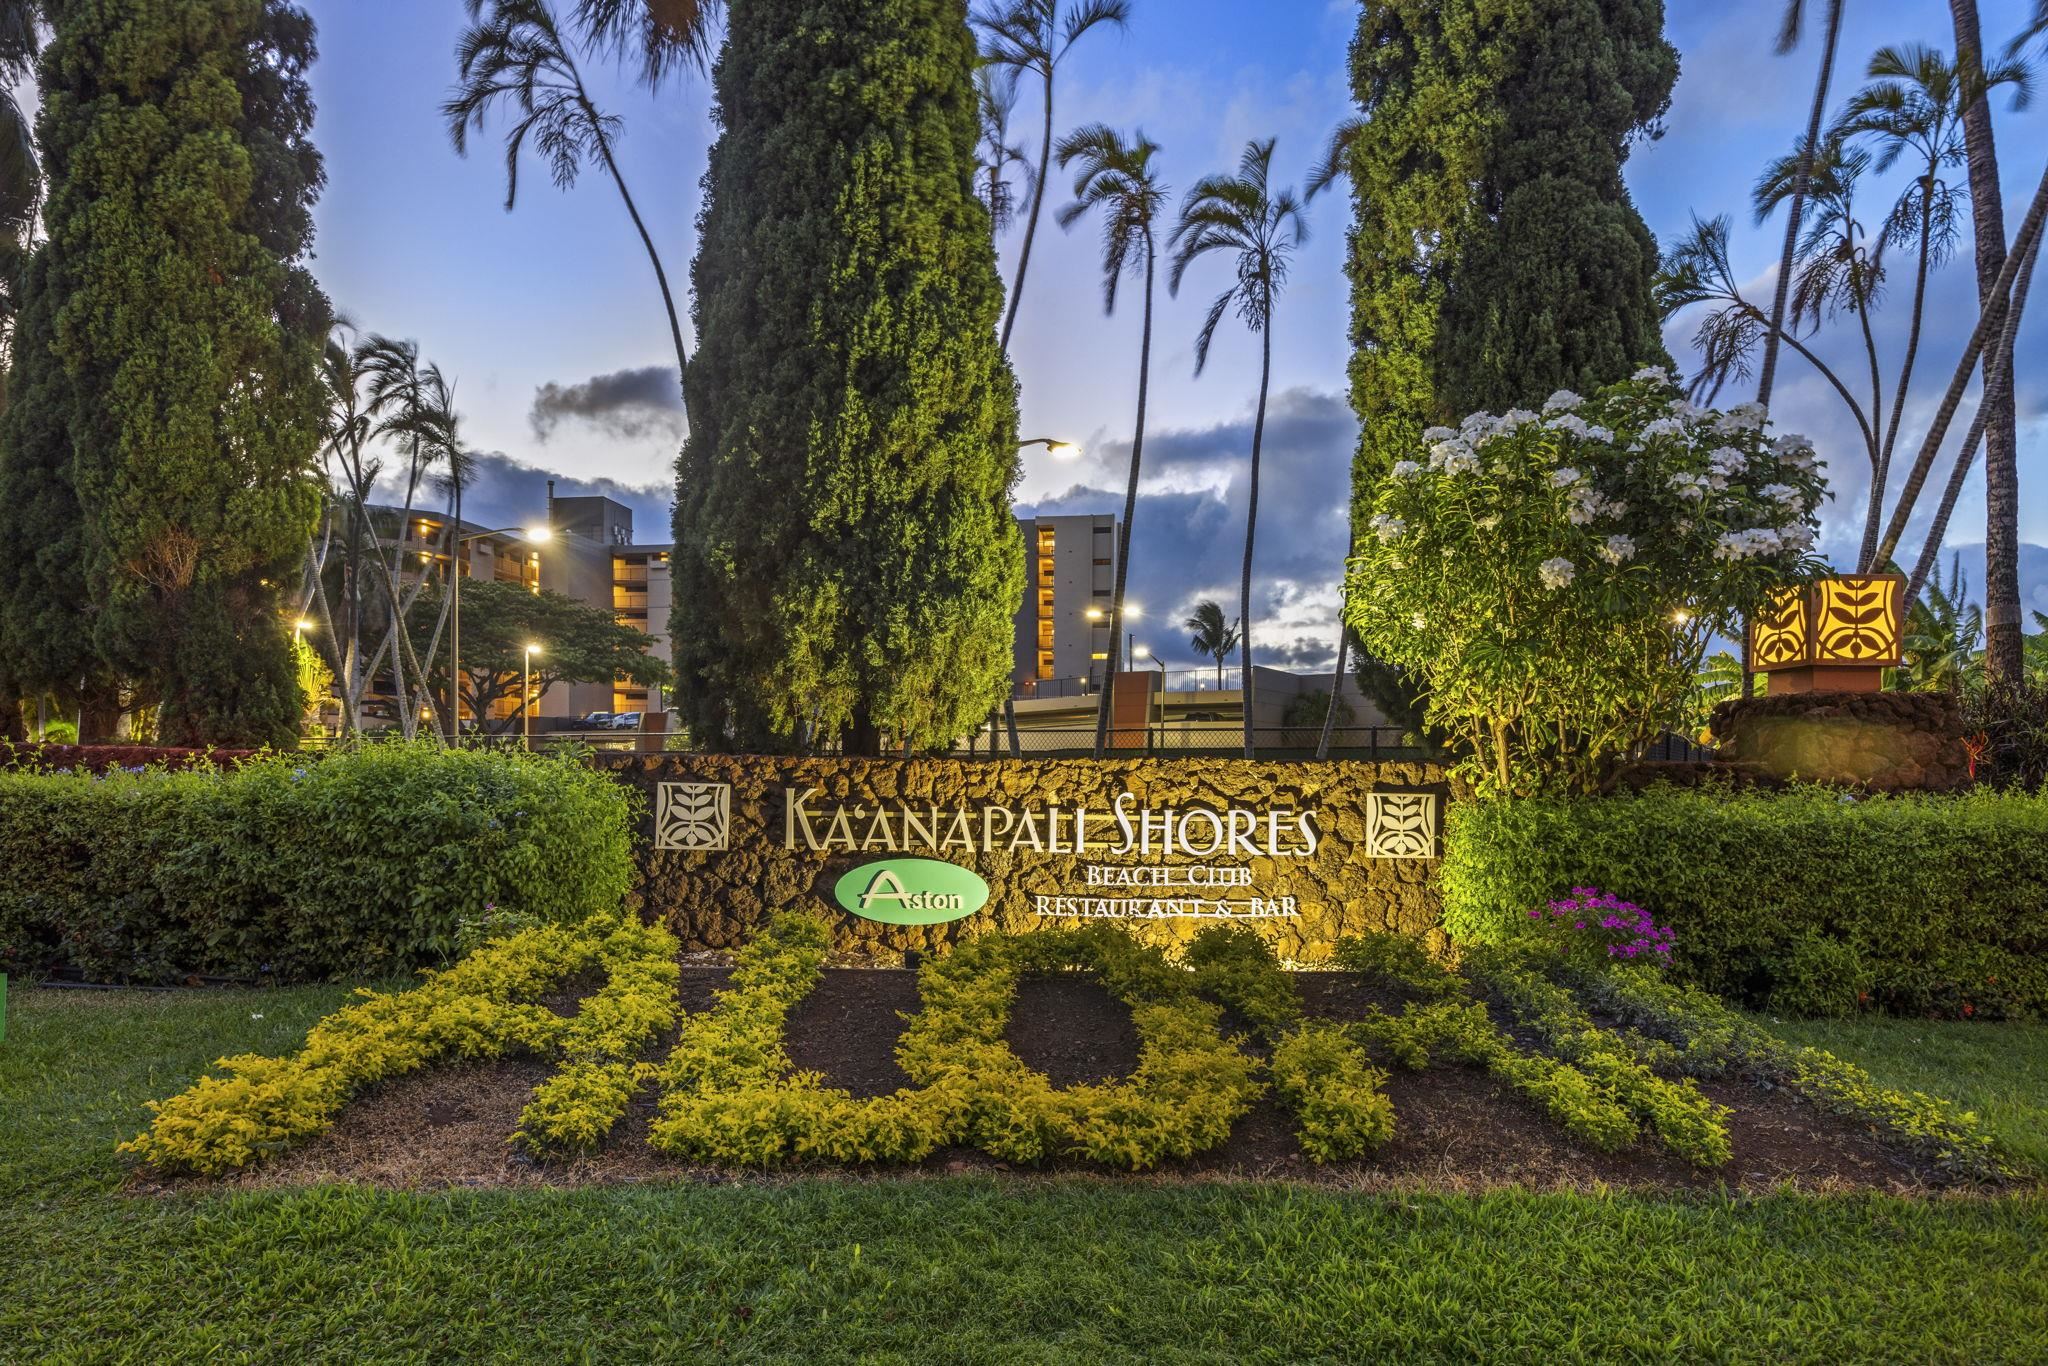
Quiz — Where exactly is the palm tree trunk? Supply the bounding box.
[1000,75,1054,353]
[1951,0,2024,679]
[1905,226,2038,602]
[1757,0,1843,409]
[1862,182,1935,567]
[1094,236,1155,759]
[589,110,690,394]
[448,480,462,744]
[1316,622,1350,762]
[1239,324,1272,760]
[1872,162,2047,570]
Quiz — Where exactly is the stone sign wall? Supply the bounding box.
[594,755,1463,960]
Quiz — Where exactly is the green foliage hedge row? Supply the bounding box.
[1442,786,2048,1019]
[124,913,679,1174]
[0,744,636,983]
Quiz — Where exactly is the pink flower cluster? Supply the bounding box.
[1529,886,1675,959]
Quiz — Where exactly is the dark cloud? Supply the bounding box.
[376,451,673,545]
[529,365,686,443]
[1018,388,1356,672]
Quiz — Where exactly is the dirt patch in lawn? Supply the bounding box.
[146,965,1969,1198]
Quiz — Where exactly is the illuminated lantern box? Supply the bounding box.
[1746,574,1904,694]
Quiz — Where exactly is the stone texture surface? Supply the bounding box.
[594,756,1464,960]
[1709,691,1969,793]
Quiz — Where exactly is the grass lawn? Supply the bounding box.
[1,985,2043,1363]
[1756,1011,2048,1176]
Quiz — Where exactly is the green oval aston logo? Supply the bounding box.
[833,858,989,925]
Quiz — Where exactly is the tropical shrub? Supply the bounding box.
[899,926,1263,1170]
[647,913,963,1167]
[1183,925,1396,1162]
[123,914,679,1174]
[1575,962,2010,1179]
[1442,784,2048,1018]
[0,743,636,983]
[0,742,257,773]
[650,917,1264,1171]
[1345,372,1827,795]
[1336,933,1731,1163]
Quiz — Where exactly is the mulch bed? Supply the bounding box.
[184,965,1960,1197]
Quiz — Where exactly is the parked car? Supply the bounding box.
[609,711,642,730]
[579,711,614,729]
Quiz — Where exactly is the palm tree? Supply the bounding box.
[1836,43,2027,569]
[1055,123,1164,758]
[1756,0,1847,409]
[312,325,381,735]
[1955,0,2027,682]
[979,0,1131,353]
[357,336,461,740]
[1168,138,1306,759]
[1185,600,1240,689]
[1305,122,1367,762]
[1901,223,2039,604]
[446,0,694,391]
[974,65,1030,236]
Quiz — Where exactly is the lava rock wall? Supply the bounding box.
[1709,691,1970,792]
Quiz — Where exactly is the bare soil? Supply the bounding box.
[185,965,1960,1196]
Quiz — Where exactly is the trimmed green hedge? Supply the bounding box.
[0,744,636,983]
[1442,785,2048,1019]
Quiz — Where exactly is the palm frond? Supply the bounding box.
[571,0,723,90]
[1304,117,1363,203]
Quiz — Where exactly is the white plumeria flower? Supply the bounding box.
[1370,513,1407,544]
[1599,534,1636,565]
[1422,426,1458,443]
[1637,417,1685,441]
[1583,425,1615,444]
[1632,365,1672,384]
[1712,528,1785,560]
[1757,482,1802,507]
[1542,389,1583,414]
[1549,467,1582,488]
[1391,460,1423,479]
[1538,557,1577,589]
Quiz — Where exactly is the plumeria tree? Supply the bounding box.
[1345,372,1829,797]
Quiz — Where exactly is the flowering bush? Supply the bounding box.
[1346,370,1828,794]
[1530,886,1676,966]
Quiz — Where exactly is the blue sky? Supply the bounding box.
[306,0,2046,670]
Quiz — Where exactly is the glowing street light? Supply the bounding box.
[1019,437,1080,459]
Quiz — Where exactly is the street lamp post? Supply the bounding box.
[1142,648,1166,751]
[523,643,541,750]
[1018,437,1080,459]
[452,524,550,744]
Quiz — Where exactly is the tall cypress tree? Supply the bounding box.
[0,0,330,747]
[1342,0,1675,481]
[673,0,1022,754]
[1340,0,1674,731]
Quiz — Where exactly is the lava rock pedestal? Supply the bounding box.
[1709,691,1970,792]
